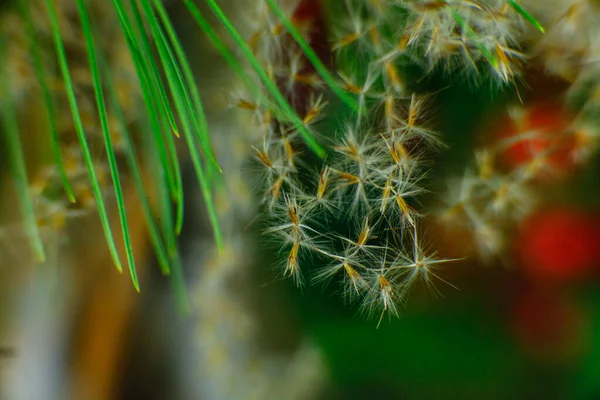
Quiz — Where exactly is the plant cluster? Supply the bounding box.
[0,0,557,320]
[210,0,548,323]
[0,1,137,264]
[331,0,536,85]
[436,0,600,263]
[439,99,600,262]
[0,0,231,291]
[235,0,468,323]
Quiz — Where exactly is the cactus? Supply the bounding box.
[1,0,596,321]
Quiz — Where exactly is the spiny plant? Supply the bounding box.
[0,0,544,319]
[329,0,542,86]
[226,0,544,324]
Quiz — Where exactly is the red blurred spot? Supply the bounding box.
[517,208,600,281]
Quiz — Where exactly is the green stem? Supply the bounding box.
[45,0,124,273]
[151,0,222,176]
[265,0,358,112]
[449,8,497,68]
[102,54,172,276]
[141,0,223,250]
[0,61,46,262]
[184,1,281,119]
[507,0,545,34]
[127,0,184,235]
[19,1,75,203]
[112,0,181,208]
[76,0,139,291]
[203,0,327,159]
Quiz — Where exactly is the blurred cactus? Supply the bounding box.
[2,0,600,398]
[0,0,598,345]
[0,0,559,320]
[233,0,450,324]
[234,0,553,322]
[437,0,600,262]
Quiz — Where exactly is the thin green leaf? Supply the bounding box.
[76,0,139,291]
[169,249,190,316]
[507,0,545,34]
[102,54,172,276]
[0,59,46,262]
[157,161,179,259]
[151,0,222,175]
[158,173,190,314]
[118,0,192,307]
[183,0,255,90]
[111,0,182,209]
[126,0,184,234]
[18,1,76,203]
[140,0,223,250]
[45,0,124,273]
[203,0,327,159]
[265,0,358,112]
[449,8,498,68]
[183,0,284,121]
[127,0,181,140]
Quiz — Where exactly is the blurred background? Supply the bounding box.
[1,0,600,399]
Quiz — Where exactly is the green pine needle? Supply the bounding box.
[158,163,179,259]
[121,0,183,205]
[157,167,189,315]
[126,0,185,235]
[169,250,191,316]
[449,8,498,68]
[265,0,358,112]
[183,0,256,92]
[140,0,223,250]
[0,56,46,263]
[19,1,76,204]
[103,57,173,276]
[203,0,327,159]
[507,0,545,34]
[45,0,125,275]
[184,1,281,117]
[151,0,222,176]
[112,0,183,260]
[128,0,181,142]
[76,0,139,291]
